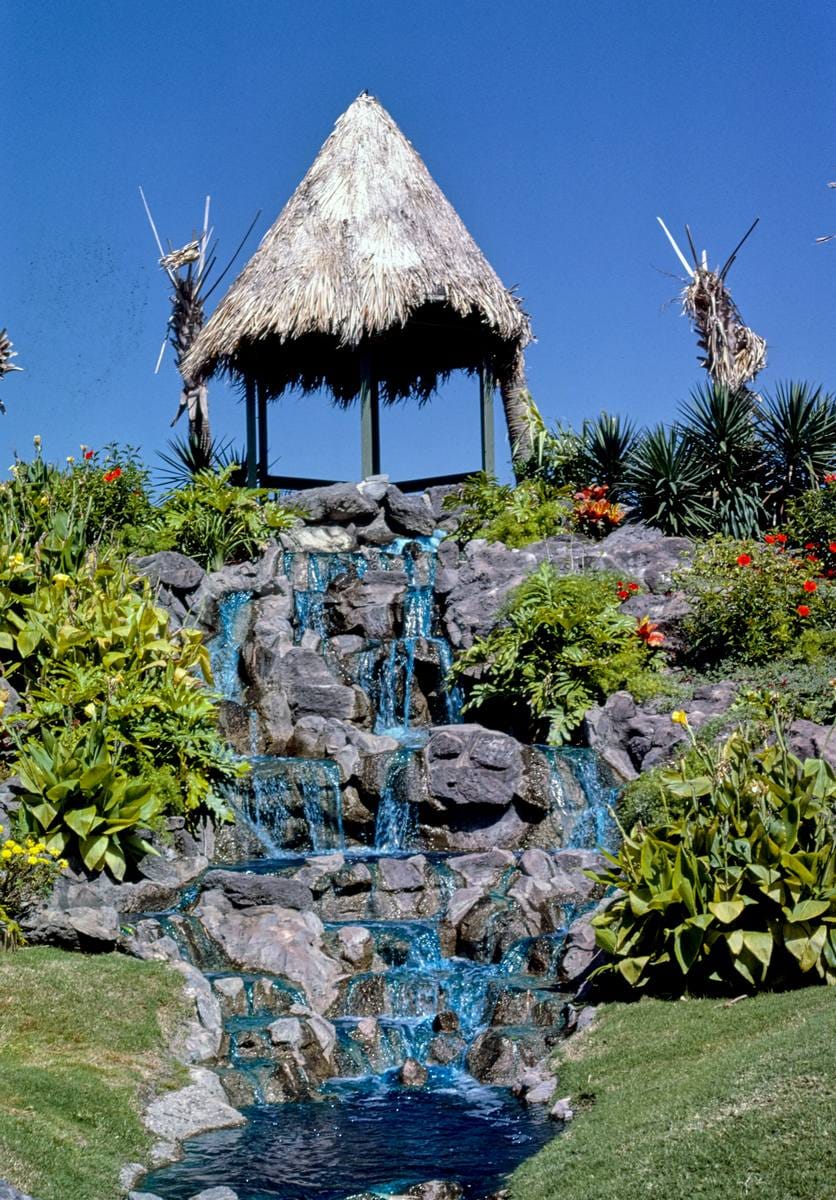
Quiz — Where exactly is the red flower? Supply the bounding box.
[617,589,629,601]
[628,582,639,592]
[775,533,788,544]
[806,555,819,564]
[764,534,776,544]
[829,542,836,554]
[803,580,817,593]
[636,617,665,647]
[797,605,811,617]
[736,553,752,566]
[84,449,94,460]
[102,467,122,483]
[805,542,816,550]
[825,473,836,484]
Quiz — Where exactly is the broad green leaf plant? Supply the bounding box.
[591,714,836,994]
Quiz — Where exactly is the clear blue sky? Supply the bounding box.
[3,1,834,485]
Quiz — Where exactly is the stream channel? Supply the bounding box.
[143,536,618,1199]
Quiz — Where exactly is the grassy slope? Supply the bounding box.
[0,948,186,1200]
[511,988,836,1200]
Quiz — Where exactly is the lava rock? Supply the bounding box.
[201,870,313,912]
[143,1066,246,1145]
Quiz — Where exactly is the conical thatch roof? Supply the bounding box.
[184,92,532,403]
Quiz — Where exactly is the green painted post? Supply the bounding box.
[360,363,380,479]
[245,377,257,488]
[257,381,268,487]
[480,364,496,476]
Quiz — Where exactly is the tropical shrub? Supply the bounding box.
[0,440,153,561]
[785,473,836,575]
[626,424,713,536]
[578,412,639,501]
[444,474,571,549]
[0,550,242,876]
[679,535,836,667]
[14,723,159,880]
[0,826,66,948]
[591,716,836,994]
[449,565,666,744]
[148,465,298,569]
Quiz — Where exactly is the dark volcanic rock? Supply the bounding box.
[202,871,314,911]
[423,726,524,810]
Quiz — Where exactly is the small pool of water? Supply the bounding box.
[144,1074,555,1199]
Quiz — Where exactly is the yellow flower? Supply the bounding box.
[671,710,689,726]
[58,859,69,870]
[27,855,38,865]
[49,848,60,857]
[66,455,75,464]
[1,848,11,860]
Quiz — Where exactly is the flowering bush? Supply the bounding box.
[0,826,67,948]
[571,483,625,540]
[450,565,667,744]
[785,475,836,578]
[679,535,836,667]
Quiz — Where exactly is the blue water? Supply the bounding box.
[210,591,254,702]
[144,1075,554,1200]
[237,757,344,854]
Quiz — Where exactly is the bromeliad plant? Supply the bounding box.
[449,565,666,744]
[590,715,836,994]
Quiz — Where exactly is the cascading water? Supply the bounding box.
[145,531,620,1200]
[237,757,345,855]
[210,591,254,702]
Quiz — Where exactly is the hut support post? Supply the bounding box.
[245,378,257,488]
[360,365,380,478]
[257,381,268,487]
[480,364,496,476]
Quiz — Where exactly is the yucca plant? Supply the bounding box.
[580,412,639,501]
[626,425,712,537]
[758,382,836,522]
[679,383,766,538]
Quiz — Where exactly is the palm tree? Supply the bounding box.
[657,217,766,393]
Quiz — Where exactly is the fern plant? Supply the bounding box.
[449,564,666,743]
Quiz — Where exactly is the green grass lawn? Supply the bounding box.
[0,947,187,1200]
[511,987,836,1200]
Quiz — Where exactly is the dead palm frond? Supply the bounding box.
[140,189,260,461]
[658,217,767,392]
[0,329,22,414]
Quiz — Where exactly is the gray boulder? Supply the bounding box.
[384,486,436,537]
[194,890,344,1013]
[0,1183,38,1200]
[285,483,379,524]
[143,1066,245,1146]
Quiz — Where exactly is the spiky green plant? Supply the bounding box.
[627,425,712,536]
[757,382,836,521]
[580,412,639,501]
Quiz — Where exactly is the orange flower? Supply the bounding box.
[636,617,665,647]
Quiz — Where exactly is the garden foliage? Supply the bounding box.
[0,826,66,947]
[679,534,836,667]
[591,716,836,994]
[450,565,665,744]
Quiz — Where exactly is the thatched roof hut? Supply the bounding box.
[184,92,533,487]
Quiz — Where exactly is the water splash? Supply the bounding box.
[540,746,620,852]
